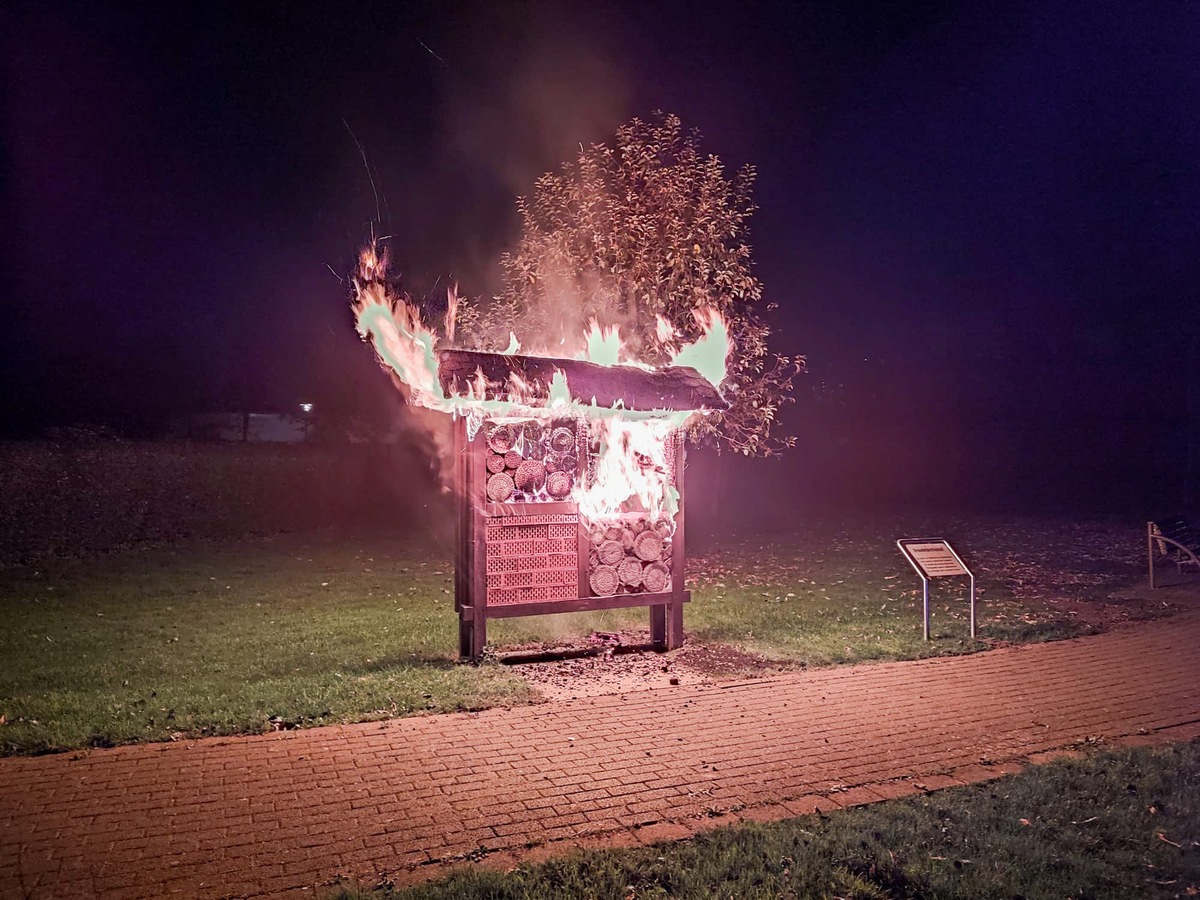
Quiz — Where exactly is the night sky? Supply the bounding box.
[5,2,1198,515]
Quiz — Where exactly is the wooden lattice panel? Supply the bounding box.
[485,514,580,605]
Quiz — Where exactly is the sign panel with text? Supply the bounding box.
[897,538,976,640]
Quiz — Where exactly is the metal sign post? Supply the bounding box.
[896,538,976,641]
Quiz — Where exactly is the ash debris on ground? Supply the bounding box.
[488,630,789,701]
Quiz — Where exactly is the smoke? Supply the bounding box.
[351,5,636,490]
[352,5,638,480]
[517,261,641,359]
[431,3,633,298]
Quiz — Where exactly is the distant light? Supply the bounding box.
[300,403,314,413]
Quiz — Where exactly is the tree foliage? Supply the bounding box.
[464,113,802,456]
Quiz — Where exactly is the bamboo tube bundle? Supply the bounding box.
[597,539,625,566]
[618,558,644,588]
[546,470,573,499]
[590,564,619,596]
[589,551,599,568]
[486,453,506,474]
[604,525,623,541]
[633,529,664,561]
[621,527,636,551]
[486,471,515,502]
[504,450,523,469]
[631,518,648,534]
[642,562,670,593]
[590,527,606,547]
[544,451,576,474]
[654,517,674,539]
[521,421,543,443]
[514,459,546,492]
[487,425,516,454]
[550,427,575,452]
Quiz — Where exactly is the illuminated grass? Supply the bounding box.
[0,516,1156,754]
[335,740,1200,900]
[683,535,1076,667]
[0,533,532,754]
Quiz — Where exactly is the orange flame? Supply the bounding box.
[670,307,730,388]
[576,417,679,520]
[351,243,730,519]
[352,245,447,410]
[578,318,621,366]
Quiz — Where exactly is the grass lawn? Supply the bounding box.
[336,740,1200,899]
[0,533,532,754]
[0,516,1161,754]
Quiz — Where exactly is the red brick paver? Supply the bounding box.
[3,611,1199,898]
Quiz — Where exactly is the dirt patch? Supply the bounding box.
[490,631,791,701]
[1082,575,1200,626]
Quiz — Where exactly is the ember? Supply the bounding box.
[352,244,729,658]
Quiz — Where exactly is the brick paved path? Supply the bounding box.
[3,611,1200,899]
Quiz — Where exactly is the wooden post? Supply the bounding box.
[454,417,473,657]
[454,418,488,660]
[469,431,488,659]
[649,605,666,648]
[1148,521,1156,590]
[667,434,686,649]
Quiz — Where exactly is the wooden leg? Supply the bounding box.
[666,596,684,650]
[459,606,488,661]
[458,609,473,660]
[471,606,487,660]
[650,605,666,649]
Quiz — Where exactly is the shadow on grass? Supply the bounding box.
[492,641,663,665]
[337,654,465,676]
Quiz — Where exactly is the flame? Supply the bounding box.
[579,318,621,366]
[670,307,730,388]
[351,243,729,523]
[547,370,572,407]
[352,246,448,410]
[445,283,458,345]
[656,314,677,345]
[576,417,681,520]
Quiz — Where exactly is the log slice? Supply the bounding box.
[597,539,625,566]
[486,472,515,502]
[633,529,664,561]
[590,565,620,596]
[642,562,670,592]
[618,558,644,588]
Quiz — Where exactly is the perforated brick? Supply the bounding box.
[486,555,518,574]
[485,514,581,605]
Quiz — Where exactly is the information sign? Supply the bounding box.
[897,538,975,641]
[901,541,968,578]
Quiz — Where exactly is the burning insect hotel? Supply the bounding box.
[352,245,730,659]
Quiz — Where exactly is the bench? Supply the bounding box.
[1148,516,1200,588]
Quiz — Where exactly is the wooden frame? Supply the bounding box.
[454,416,690,660]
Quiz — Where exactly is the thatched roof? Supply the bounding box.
[437,349,726,413]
